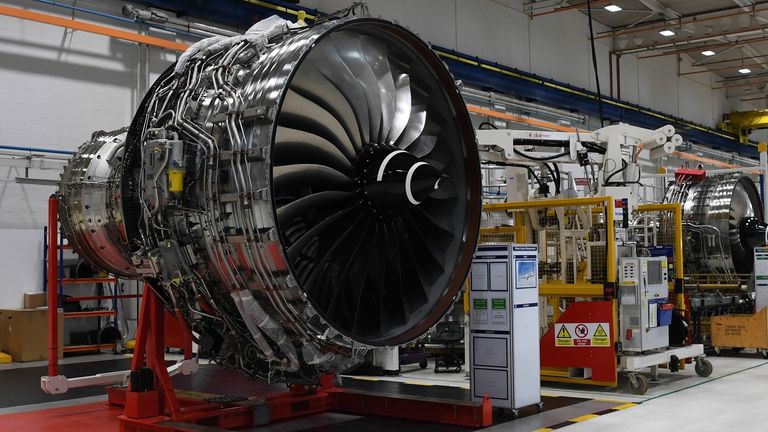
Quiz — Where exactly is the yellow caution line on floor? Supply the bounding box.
[403,381,434,386]
[612,402,638,410]
[593,398,630,403]
[347,376,380,382]
[533,428,554,432]
[569,414,600,422]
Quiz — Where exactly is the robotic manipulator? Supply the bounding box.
[57,14,482,384]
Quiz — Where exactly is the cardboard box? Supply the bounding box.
[0,309,64,362]
[23,292,47,309]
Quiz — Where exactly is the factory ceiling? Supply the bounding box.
[524,0,768,103]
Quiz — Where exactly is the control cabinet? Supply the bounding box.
[469,244,541,411]
[619,256,670,352]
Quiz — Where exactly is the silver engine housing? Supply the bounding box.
[58,16,481,384]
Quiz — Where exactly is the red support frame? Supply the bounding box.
[115,285,492,431]
[49,193,490,430]
[540,300,618,386]
[47,195,59,377]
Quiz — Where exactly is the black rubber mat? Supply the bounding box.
[0,358,134,408]
[172,364,289,395]
[342,377,587,410]
[289,415,474,432]
[1,361,590,432]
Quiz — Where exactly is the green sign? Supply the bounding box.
[473,298,487,309]
[491,298,506,309]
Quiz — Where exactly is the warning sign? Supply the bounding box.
[555,324,573,346]
[593,323,609,347]
[574,324,588,338]
[555,322,611,348]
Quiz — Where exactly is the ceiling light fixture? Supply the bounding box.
[604,5,622,12]
[701,50,716,56]
[659,29,675,37]
[739,68,752,74]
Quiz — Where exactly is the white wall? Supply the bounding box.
[0,0,190,313]
[306,0,728,131]
[0,229,44,308]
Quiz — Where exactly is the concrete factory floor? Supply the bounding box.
[0,352,765,431]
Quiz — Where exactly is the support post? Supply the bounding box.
[759,143,768,221]
[127,285,182,420]
[47,195,59,378]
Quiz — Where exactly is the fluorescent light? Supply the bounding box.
[604,5,622,12]
[739,68,752,74]
[701,50,716,56]
[659,29,675,36]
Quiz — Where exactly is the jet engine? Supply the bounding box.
[57,15,481,383]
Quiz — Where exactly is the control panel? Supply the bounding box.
[619,256,670,353]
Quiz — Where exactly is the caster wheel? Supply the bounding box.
[455,366,462,373]
[537,402,544,413]
[419,360,428,369]
[629,374,649,395]
[712,347,722,356]
[511,409,520,419]
[760,350,768,359]
[695,358,713,377]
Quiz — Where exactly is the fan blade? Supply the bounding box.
[309,40,371,145]
[329,32,382,143]
[325,221,374,323]
[351,224,380,334]
[427,175,457,200]
[280,89,356,160]
[387,73,412,145]
[276,191,355,225]
[407,135,437,158]
[274,127,353,174]
[395,107,426,149]
[414,200,456,235]
[301,214,367,306]
[273,164,352,193]
[290,61,363,151]
[287,205,360,259]
[401,214,445,285]
[360,35,396,145]
[403,213,448,267]
[287,206,363,292]
[393,219,430,303]
[380,221,407,327]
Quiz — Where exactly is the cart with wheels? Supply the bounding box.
[620,344,711,395]
[711,308,768,359]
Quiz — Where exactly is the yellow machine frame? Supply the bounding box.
[635,203,685,313]
[482,196,619,386]
[478,199,689,385]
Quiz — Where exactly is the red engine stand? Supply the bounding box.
[112,288,492,431]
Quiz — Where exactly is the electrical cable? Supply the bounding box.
[585,0,605,127]
[552,163,561,194]
[543,163,556,192]
[478,121,498,130]
[604,159,629,185]
[513,148,569,161]
[582,142,607,154]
